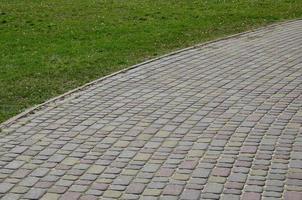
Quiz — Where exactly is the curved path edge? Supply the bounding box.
[0,19,300,130]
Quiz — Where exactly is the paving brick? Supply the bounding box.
[203,183,224,194]
[41,193,60,200]
[49,186,68,194]
[162,141,178,148]
[31,168,50,177]
[192,168,211,178]
[126,183,145,194]
[241,146,258,153]
[79,195,97,200]
[0,183,14,194]
[91,183,108,191]
[133,153,151,161]
[244,185,263,193]
[87,165,105,174]
[19,177,39,187]
[24,188,46,199]
[61,157,79,166]
[4,160,25,169]
[86,189,103,196]
[212,167,231,177]
[157,168,175,177]
[103,190,122,198]
[228,173,247,183]
[242,192,261,200]
[2,193,22,200]
[11,146,28,154]
[221,194,240,200]
[143,189,162,196]
[10,186,29,194]
[163,185,183,196]
[180,189,200,200]
[172,173,190,181]
[284,191,302,200]
[179,160,198,170]
[142,164,160,173]
[69,185,88,192]
[112,176,133,186]
[60,192,81,200]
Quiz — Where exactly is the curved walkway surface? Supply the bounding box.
[1,20,302,200]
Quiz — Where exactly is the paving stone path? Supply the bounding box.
[1,20,302,200]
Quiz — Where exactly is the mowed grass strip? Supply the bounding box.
[1,0,302,123]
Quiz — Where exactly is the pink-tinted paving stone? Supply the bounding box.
[56,164,72,170]
[288,173,302,180]
[212,168,231,177]
[157,168,175,177]
[179,160,198,170]
[80,195,98,200]
[242,192,261,200]
[255,154,271,160]
[284,191,302,200]
[35,181,54,188]
[235,160,252,168]
[91,183,108,191]
[241,146,258,153]
[60,192,81,200]
[225,182,244,190]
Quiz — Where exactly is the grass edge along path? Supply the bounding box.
[1,0,302,123]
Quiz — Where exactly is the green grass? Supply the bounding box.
[1,0,302,123]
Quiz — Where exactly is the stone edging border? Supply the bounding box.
[0,19,301,130]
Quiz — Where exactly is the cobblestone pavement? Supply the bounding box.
[1,20,302,200]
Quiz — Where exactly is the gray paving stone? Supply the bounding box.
[10,146,28,154]
[228,173,247,183]
[221,194,240,200]
[245,185,263,193]
[192,168,211,178]
[126,183,146,194]
[23,188,46,199]
[203,183,224,194]
[19,177,39,187]
[0,183,14,194]
[30,168,50,177]
[4,161,25,169]
[180,189,200,200]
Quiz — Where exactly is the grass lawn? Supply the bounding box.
[1,0,302,123]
